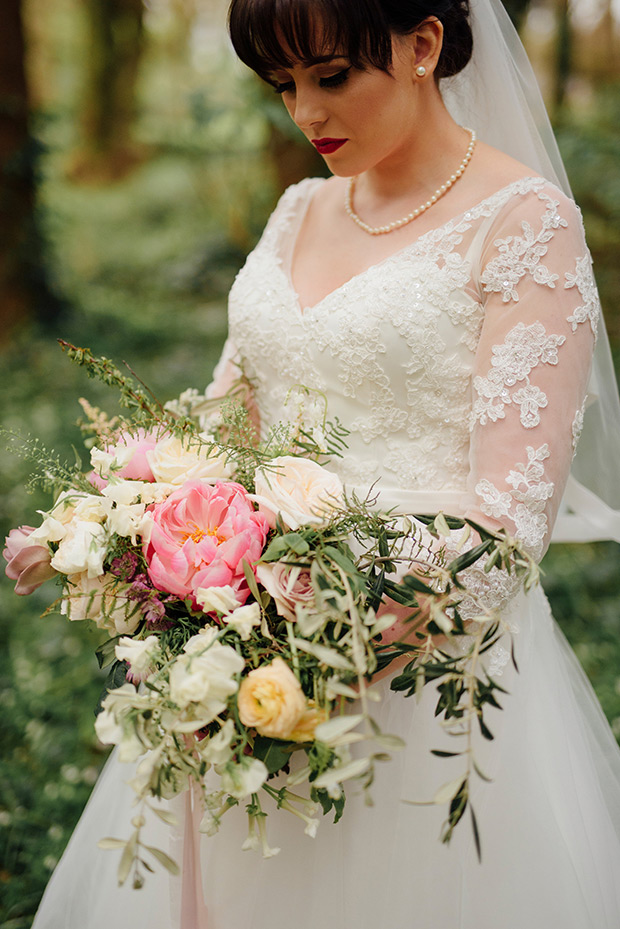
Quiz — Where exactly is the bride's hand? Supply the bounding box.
[369,592,434,684]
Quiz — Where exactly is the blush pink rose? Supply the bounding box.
[144,480,270,608]
[3,526,56,595]
[255,562,315,622]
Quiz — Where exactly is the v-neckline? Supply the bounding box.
[284,174,547,316]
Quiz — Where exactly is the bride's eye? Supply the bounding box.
[319,67,351,89]
[273,79,295,95]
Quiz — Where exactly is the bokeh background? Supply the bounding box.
[1,0,619,924]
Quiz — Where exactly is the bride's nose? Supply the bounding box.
[288,87,326,133]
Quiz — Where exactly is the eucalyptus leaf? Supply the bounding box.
[97,837,128,850]
[117,830,138,886]
[242,559,262,603]
[434,776,466,806]
[291,638,354,670]
[315,714,364,743]
[149,807,179,826]
[314,757,371,788]
[144,845,181,876]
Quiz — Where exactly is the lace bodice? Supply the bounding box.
[212,175,598,563]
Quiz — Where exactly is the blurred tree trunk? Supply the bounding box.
[0,0,31,334]
[71,0,146,182]
[553,0,572,116]
[598,0,618,77]
[0,0,64,337]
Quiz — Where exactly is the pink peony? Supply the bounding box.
[3,526,56,595]
[144,480,269,608]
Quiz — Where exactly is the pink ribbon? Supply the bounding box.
[181,783,210,929]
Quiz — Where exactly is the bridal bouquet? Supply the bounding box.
[3,343,538,888]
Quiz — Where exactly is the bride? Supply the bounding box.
[32,0,620,926]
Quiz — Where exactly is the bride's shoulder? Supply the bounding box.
[472,142,573,209]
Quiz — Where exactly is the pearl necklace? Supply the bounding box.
[344,128,477,236]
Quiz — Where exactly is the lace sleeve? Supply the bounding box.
[465,183,599,562]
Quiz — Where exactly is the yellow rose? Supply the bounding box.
[287,701,328,743]
[237,658,306,740]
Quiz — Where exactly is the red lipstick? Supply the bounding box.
[311,138,348,155]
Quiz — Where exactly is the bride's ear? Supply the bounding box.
[404,18,444,80]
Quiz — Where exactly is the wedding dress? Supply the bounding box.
[32,173,620,929]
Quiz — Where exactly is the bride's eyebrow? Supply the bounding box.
[300,55,349,68]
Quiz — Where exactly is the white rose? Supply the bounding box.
[51,521,107,578]
[253,456,344,530]
[223,603,261,640]
[195,585,240,615]
[62,573,140,634]
[115,635,160,676]
[218,757,268,799]
[146,434,230,485]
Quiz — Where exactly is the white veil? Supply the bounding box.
[441,0,620,544]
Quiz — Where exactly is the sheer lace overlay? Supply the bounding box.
[217,176,597,569]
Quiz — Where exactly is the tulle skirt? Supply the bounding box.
[32,586,620,929]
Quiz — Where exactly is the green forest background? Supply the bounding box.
[1,0,620,924]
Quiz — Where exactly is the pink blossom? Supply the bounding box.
[3,526,56,595]
[255,562,315,622]
[144,480,269,608]
[90,429,160,487]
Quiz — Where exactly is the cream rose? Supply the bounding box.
[146,434,230,485]
[253,457,344,530]
[237,657,307,740]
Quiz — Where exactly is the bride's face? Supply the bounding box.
[268,36,425,177]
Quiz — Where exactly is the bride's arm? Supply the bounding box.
[375,184,597,673]
[464,184,596,561]
[204,337,260,434]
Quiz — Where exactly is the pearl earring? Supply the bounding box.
[416,65,427,77]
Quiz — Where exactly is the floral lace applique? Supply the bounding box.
[475,444,554,560]
[565,255,601,339]
[571,398,586,458]
[480,191,568,304]
[470,322,565,429]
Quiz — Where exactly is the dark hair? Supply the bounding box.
[228,0,472,84]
